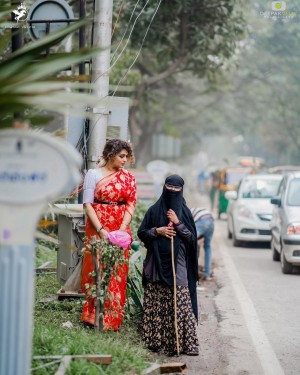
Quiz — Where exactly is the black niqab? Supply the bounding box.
[162,174,184,218]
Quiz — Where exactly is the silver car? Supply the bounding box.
[271,172,300,274]
[226,174,283,247]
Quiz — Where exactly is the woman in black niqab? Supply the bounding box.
[138,174,199,356]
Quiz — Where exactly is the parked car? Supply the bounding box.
[270,172,300,274]
[268,165,300,174]
[226,174,283,246]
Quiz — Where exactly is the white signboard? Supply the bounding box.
[0,130,81,205]
[146,159,170,184]
[0,129,82,375]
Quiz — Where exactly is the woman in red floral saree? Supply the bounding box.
[80,139,136,330]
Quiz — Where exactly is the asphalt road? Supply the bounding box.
[170,189,300,375]
[214,217,300,375]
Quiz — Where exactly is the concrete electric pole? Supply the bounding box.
[87,0,113,169]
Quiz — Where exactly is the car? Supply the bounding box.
[268,165,300,174]
[226,174,283,246]
[270,172,300,274]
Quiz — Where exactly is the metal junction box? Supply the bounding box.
[54,204,85,285]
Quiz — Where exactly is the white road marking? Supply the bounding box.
[221,243,285,375]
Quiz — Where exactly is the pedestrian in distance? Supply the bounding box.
[209,170,220,211]
[80,138,137,330]
[191,207,215,281]
[138,174,199,356]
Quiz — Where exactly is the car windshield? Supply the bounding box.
[225,171,250,185]
[241,178,281,199]
[287,178,300,206]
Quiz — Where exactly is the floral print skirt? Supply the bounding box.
[142,283,199,355]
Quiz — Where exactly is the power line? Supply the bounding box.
[103,0,152,79]
[111,0,163,96]
[110,0,142,62]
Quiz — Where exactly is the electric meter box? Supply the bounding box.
[54,204,84,285]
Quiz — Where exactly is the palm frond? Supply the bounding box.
[0,10,106,126]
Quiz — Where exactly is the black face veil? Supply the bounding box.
[161,174,185,222]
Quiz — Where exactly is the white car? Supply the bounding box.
[270,172,300,274]
[226,174,283,246]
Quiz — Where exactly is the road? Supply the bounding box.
[214,218,300,375]
[176,191,300,375]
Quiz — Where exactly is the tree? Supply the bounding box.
[204,3,300,165]
[110,0,245,160]
[166,0,300,167]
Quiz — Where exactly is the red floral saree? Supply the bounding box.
[80,168,136,330]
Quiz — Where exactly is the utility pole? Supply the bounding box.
[87,0,113,169]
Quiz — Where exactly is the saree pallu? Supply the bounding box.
[81,169,136,330]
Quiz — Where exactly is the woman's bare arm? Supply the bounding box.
[120,210,132,231]
[84,203,108,238]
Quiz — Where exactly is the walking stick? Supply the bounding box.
[170,234,180,356]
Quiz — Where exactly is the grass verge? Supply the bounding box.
[32,273,151,374]
[32,200,151,374]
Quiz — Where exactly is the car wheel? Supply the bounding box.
[271,236,280,262]
[227,217,233,239]
[281,250,293,274]
[232,224,242,247]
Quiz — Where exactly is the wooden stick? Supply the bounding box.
[55,356,72,375]
[170,236,180,356]
[160,362,187,373]
[33,355,112,365]
[31,359,62,371]
[33,354,112,374]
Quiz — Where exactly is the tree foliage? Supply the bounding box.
[110,0,245,160]
[193,1,300,165]
[129,0,300,166]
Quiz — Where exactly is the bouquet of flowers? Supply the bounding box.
[87,230,131,331]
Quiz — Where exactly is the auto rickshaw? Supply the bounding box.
[218,166,254,218]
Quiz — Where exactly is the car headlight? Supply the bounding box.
[237,205,253,218]
[286,222,300,235]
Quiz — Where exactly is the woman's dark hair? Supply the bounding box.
[100,138,134,165]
